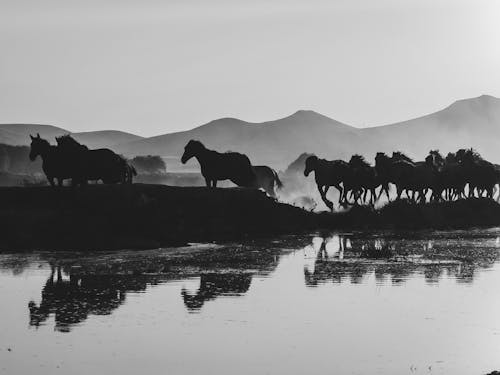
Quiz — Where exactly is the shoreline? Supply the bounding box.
[1,184,500,251]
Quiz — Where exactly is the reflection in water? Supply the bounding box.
[304,234,500,287]
[28,265,162,332]
[182,273,252,311]
[25,243,286,331]
[1,231,500,374]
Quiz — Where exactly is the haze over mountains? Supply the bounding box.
[2,94,500,170]
[0,124,142,149]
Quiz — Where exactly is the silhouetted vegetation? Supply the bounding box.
[130,155,167,174]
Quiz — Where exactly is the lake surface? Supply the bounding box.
[1,230,500,375]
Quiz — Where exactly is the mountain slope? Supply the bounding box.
[71,131,142,149]
[0,124,69,145]
[362,94,500,161]
[0,124,142,149]
[115,110,366,169]
[114,95,500,170]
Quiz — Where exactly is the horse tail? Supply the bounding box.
[273,169,283,189]
[130,165,137,176]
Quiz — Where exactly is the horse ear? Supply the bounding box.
[37,133,41,139]
[30,134,34,140]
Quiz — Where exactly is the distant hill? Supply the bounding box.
[114,95,500,170]
[362,94,500,162]
[0,124,142,149]
[71,131,142,149]
[0,124,69,145]
[3,95,500,170]
[114,110,367,170]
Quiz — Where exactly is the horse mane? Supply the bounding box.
[349,154,370,168]
[34,137,51,148]
[392,151,414,163]
[56,135,89,151]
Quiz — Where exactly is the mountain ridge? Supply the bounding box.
[2,94,499,169]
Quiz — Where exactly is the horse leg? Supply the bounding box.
[47,176,55,187]
[212,180,217,188]
[57,178,63,187]
[323,186,333,211]
[204,178,210,187]
[317,184,332,210]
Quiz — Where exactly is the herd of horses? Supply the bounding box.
[29,134,500,211]
[29,133,136,186]
[28,135,283,197]
[304,149,500,210]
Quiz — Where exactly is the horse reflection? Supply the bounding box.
[28,265,157,332]
[302,234,489,287]
[182,273,252,312]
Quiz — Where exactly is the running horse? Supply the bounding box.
[303,155,351,210]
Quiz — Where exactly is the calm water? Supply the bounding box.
[1,231,500,375]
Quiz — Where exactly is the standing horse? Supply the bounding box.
[304,155,351,210]
[56,135,126,186]
[29,134,72,186]
[253,165,283,198]
[181,140,256,188]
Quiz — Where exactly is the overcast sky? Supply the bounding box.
[1,0,500,136]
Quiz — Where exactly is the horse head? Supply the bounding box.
[29,133,50,161]
[375,152,390,167]
[304,155,318,176]
[349,154,369,169]
[426,150,445,169]
[181,140,205,164]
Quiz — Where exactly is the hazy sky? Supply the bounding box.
[1,0,500,136]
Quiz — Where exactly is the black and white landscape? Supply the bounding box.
[1,1,500,375]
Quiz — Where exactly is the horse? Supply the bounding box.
[347,154,379,205]
[253,165,283,198]
[375,152,416,201]
[304,155,351,210]
[55,135,127,186]
[181,140,256,188]
[29,134,72,186]
[458,149,497,199]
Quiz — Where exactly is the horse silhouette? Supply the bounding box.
[181,273,252,311]
[29,134,72,186]
[375,152,415,200]
[253,165,283,198]
[304,155,351,210]
[458,149,497,199]
[347,154,379,205]
[56,135,129,185]
[181,140,256,188]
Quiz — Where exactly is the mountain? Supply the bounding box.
[362,94,500,162]
[3,95,500,171]
[114,110,368,170]
[0,124,69,145]
[116,94,500,170]
[0,124,142,149]
[71,131,142,149]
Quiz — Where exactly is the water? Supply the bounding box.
[1,230,500,375]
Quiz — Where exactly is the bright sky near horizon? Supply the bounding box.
[1,0,500,136]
